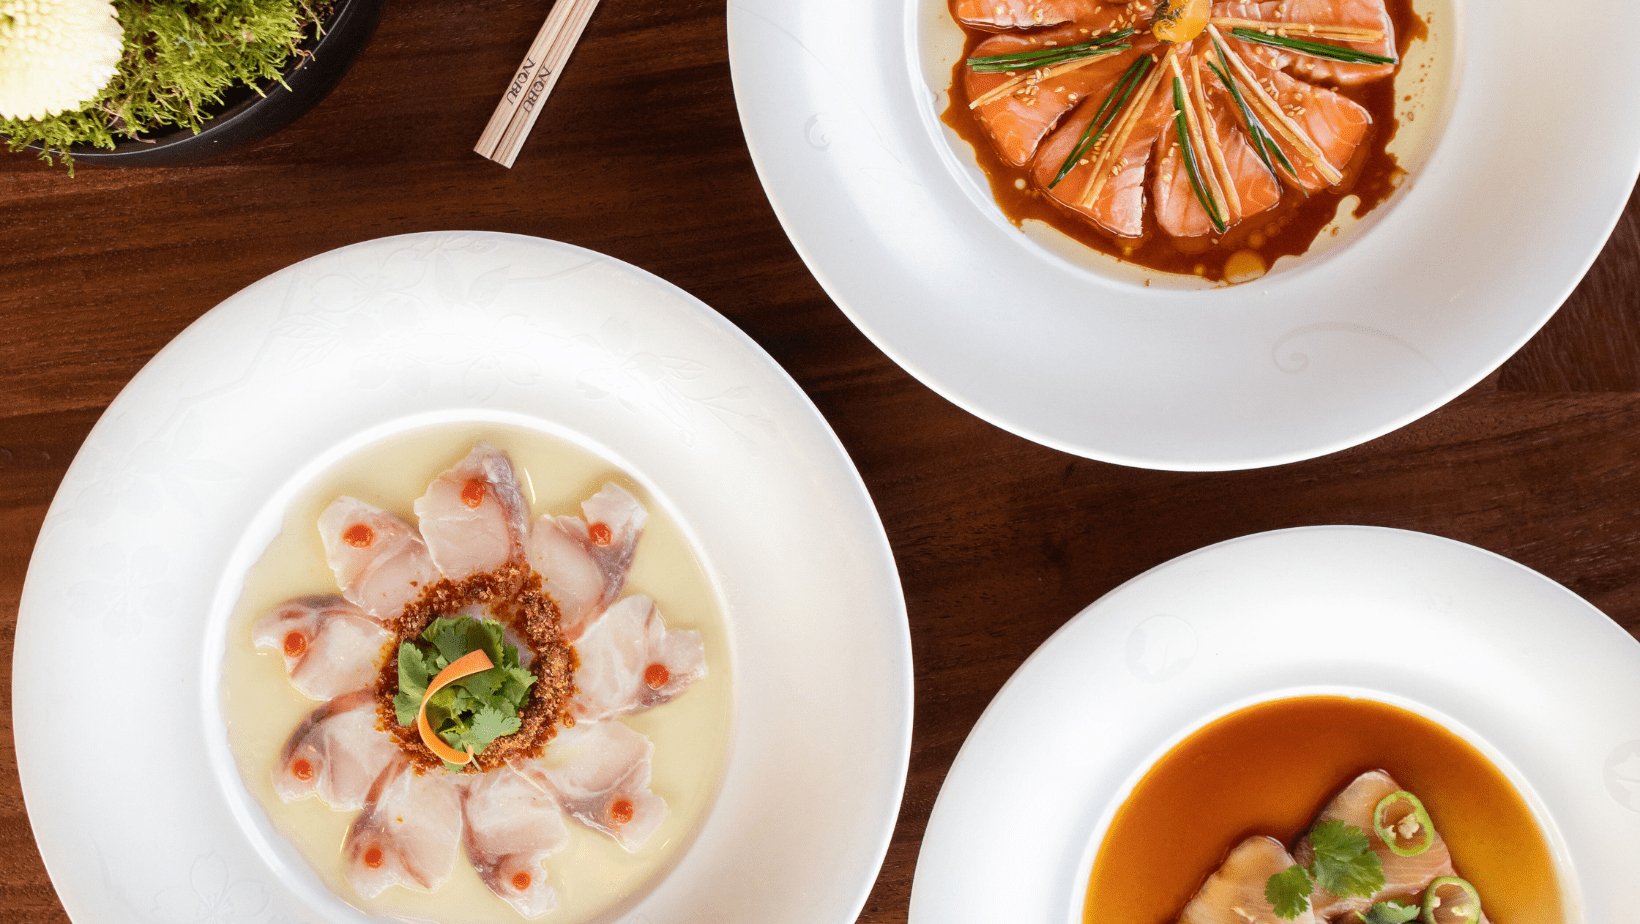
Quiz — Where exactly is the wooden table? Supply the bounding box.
[2,1,1636,919]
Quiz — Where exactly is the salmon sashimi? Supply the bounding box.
[1220,48,1370,192]
[318,497,442,619]
[253,596,390,701]
[965,27,1146,167]
[524,483,647,640]
[1297,771,1454,918]
[1033,58,1173,238]
[1152,60,1283,237]
[570,595,707,722]
[413,442,530,580]
[274,690,401,810]
[344,758,465,898]
[1178,836,1316,924]
[530,721,666,852]
[461,764,570,918]
[1214,0,1395,86]
[952,0,1116,31]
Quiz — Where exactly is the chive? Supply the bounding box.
[966,28,1137,73]
[1206,38,1295,182]
[1229,27,1397,65]
[1049,55,1154,188]
[1170,75,1227,234]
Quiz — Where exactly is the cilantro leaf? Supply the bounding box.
[392,615,535,767]
[1358,901,1419,924]
[1309,820,1385,899]
[1266,864,1313,920]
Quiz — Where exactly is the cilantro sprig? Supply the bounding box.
[393,616,535,767]
[1265,820,1387,920]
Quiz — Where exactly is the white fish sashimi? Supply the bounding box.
[1179,835,1317,924]
[530,721,666,852]
[253,595,390,700]
[413,442,530,580]
[1299,771,1455,918]
[344,758,465,898]
[571,595,706,722]
[274,690,400,810]
[318,497,441,619]
[461,764,570,918]
[525,482,648,639]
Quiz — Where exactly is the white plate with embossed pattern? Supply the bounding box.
[728,0,1640,470]
[910,526,1640,922]
[14,232,912,923]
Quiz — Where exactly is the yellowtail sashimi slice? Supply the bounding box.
[1298,771,1455,919]
[253,595,390,701]
[413,441,531,580]
[274,690,400,810]
[1178,835,1317,924]
[344,757,465,898]
[524,483,647,640]
[318,497,441,619]
[570,595,707,722]
[461,764,570,918]
[531,721,666,852]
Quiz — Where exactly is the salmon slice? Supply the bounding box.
[1215,0,1396,86]
[1153,62,1283,237]
[344,757,465,898]
[964,26,1146,167]
[254,596,391,701]
[529,721,667,851]
[275,690,401,810]
[571,595,707,722]
[461,764,569,918]
[1296,771,1455,919]
[318,497,442,619]
[1032,63,1173,238]
[1178,836,1317,924]
[1229,55,1370,191]
[413,442,530,581]
[953,0,1142,31]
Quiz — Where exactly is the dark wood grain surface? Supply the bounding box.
[2,1,1637,920]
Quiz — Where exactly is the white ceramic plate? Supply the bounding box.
[909,526,1640,921]
[15,232,912,923]
[728,0,1640,470]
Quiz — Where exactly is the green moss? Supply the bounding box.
[2,0,330,166]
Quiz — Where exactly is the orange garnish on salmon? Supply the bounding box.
[416,648,496,767]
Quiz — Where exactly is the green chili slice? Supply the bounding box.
[1421,876,1482,924]
[1372,790,1436,858]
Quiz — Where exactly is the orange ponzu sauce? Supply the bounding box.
[943,4,1428,283]
[290,758,314,782]
[1083,696,1564,923]
[588,522,613,547]
[643,663,671,690]
[341,523,374,548]
[511,871,533,892]
[460,478,488,508]
[609,798,635,826]
[362,845,384,869]
[282,631,307,658]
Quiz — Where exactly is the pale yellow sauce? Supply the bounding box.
[221,424,733,922]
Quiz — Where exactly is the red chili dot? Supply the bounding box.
[643,663,670,690]
[460,478,487,509]
[588,522,613,546]
[363,845,384,869]
[291,758,314,782]
[282,632,307,658]
[609,798,635,826]
[342,524,374,548]
[510,871,533,892]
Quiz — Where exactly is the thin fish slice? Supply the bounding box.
[1298,771,1455,919]
[964,24,1146,167]
[1178,835,1316,924]
[1033,74,1173,238]
[1238,58,1370,191]
[525,483,648,640]
[253,595,391,701]
[952,0,1105,31]
[413,441,531,580]
[1153,68,1282,237]
[318,497,442,619]
[274,690,400,810]
[571,595,707,722]
[344,758,465,898]
[531,721,666,852]
[1220,0,1396,85]
[461,764,570,918]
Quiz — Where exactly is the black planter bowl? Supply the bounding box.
[40,0,382,166]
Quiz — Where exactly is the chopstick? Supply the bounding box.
[475,0,606,168]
